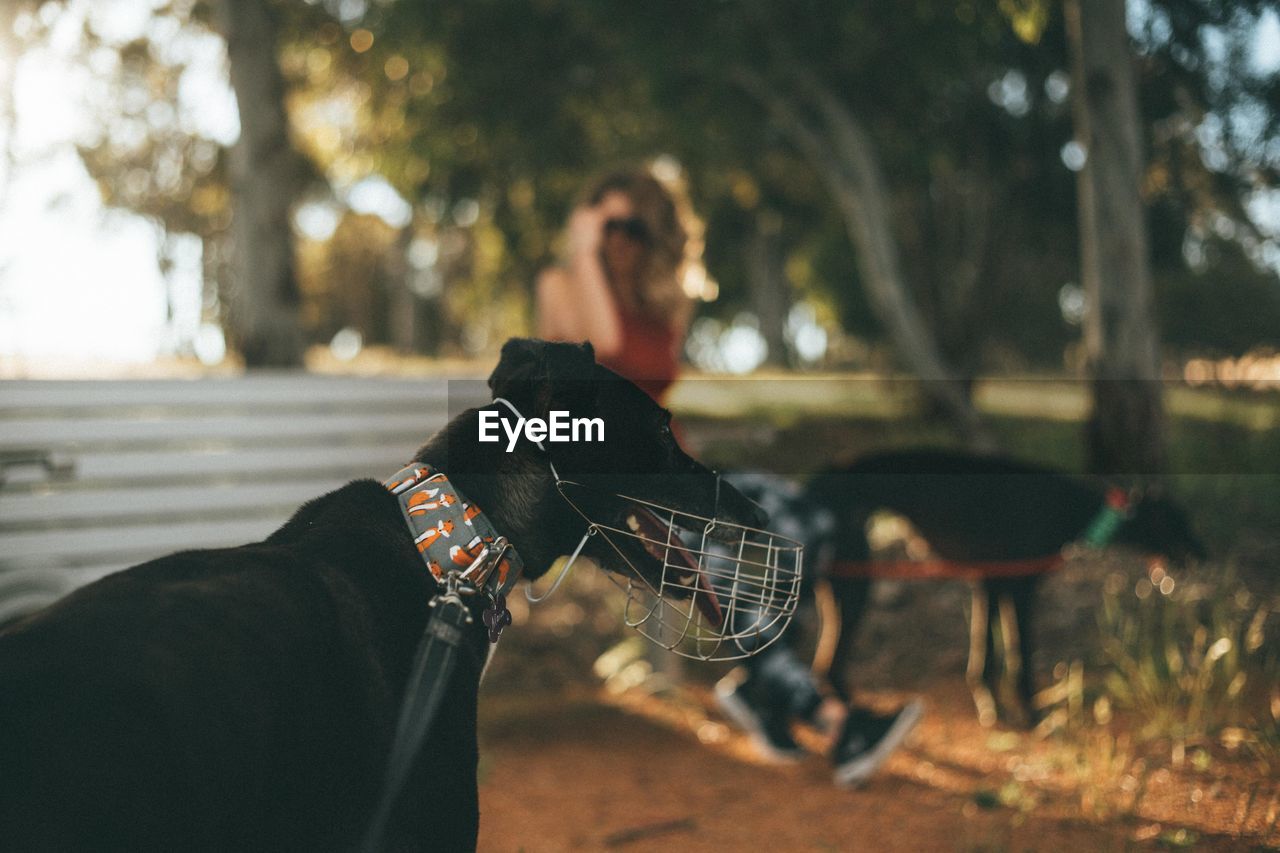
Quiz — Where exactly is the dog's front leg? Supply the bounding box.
[1008,578,1042,728]
[966,584,998,727]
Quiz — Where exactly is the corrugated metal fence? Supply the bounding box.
[0,375,487,623]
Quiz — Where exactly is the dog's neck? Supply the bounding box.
[411,408,578,580]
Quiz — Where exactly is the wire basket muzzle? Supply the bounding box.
[556,480,804,661]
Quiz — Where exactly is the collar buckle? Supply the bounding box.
[458,536,512,591]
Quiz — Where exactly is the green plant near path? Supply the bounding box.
[1096,566,1280,764]
[1039,564,1280,766]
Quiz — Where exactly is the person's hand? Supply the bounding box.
[567,204,605,261]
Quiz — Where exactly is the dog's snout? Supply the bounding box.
[716,481,768,530]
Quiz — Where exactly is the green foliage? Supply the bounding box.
[1096,566,1278,753]
[1022,565,1277,827]
[18,0,1280,363]
[342,0,1280,366]
[1156,237,1280,353]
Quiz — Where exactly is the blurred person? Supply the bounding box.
[537,174,923,784]
[537,168,694,403]
[537,168,702,686]
[712,471,924,788]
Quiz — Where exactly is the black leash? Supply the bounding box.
[363,448,540,850]
[360,551,517,853]
[359,581,475,853]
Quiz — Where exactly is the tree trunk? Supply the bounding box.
[746,210,790,367]
[388,223,418,353]
[1066,0,1166,475]
[733,67,995,449]
[213,0,306,367]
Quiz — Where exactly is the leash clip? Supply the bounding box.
[430,571,473,623]
[459,536,512,590]
[467,537,518,643]
[452,538,520,643]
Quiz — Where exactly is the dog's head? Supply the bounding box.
[487,339,768,622]
[1116,488,1207,564]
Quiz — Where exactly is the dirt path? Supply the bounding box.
[475,683,1279,852]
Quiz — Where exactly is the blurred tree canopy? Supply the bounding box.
[12,0,1280,369]
[341,0,1280,362]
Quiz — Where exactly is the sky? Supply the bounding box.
[1,1,1279,367]
[0,0,237,365]
[0,0,410,367]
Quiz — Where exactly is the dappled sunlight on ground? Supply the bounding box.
[476,682,1279,851]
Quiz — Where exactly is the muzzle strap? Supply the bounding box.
[489,395,589,603]
[525,525,594,603]
[491,396,562,481]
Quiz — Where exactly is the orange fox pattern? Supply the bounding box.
[386,467,431,495]
[407,489,458,516]
[450,537,486,567]
[413,519,455,554]
[384,464,516,586]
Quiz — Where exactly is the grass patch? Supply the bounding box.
[1028,564,1280,834]
[1095,565,1279,765]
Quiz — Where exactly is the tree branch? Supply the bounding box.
[732,64,994,448]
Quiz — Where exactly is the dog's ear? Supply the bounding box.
[489,339,543,393]
[488,338,599,418]
[488,338,547,414]
[542,340,596,381]
[544,341,599,416]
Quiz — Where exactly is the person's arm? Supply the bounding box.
[535,206,623,357]
[535,268,571,341]
[669,299,692,358]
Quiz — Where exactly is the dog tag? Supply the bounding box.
[482,592,512,643]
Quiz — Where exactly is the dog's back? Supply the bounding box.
[1,551,361,850]
[807,449,1103,561]
[795,449,1202,725]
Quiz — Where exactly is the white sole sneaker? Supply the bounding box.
[832,698,924,788]
[714,676,804,764]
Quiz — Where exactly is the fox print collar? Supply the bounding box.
[383,463,525,594]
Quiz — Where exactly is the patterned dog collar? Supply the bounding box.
[384,463,524,593]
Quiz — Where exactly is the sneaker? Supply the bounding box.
[714,672,804,763]
[831,698,924,788]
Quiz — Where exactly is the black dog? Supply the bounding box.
[806,448,1206,726]
[0,339,763,852]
